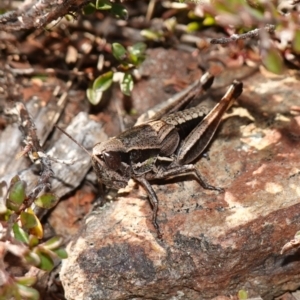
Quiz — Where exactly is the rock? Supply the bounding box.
[61,70,300,299]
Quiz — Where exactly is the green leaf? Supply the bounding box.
[0,9,8,15]
[238,289,248,300]
[293,29,300,54]
[128,42,146,65]
[140,29,164,41]
[187,22,201,32]
[24,251,40,266]
[20,212,37,229]
[128,54,138,66]
[43,236,63,250]
[7,180,26,211]
[31,74,49,81]
[15,276,37,287]
[87,71,113,105]
[29,235,39,248]
[16,283,39,300]
[86,87,103,105]
[64,14,75,22]
[112,43,127,61]
[36,251,54,271]
[92,71,114,92]
[54,248,68,259]
[128,42,147,57]
[24,207,43,239]
[111,3,129,20]
[129,108,138,116]
[203,16,215,26]
[95,0,112,10]
[82,3,96,15]
[12,223,29,244]
[120,73,134,96]
[34,193,58,209]
[0,284,19,300]
[262,48,283,74]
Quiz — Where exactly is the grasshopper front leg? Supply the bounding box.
[134,177,162,238]
[147,164,224,192]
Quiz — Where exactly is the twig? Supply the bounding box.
[145,0,157,22]
[0,0,143,31]
[2,67,54,207]
[16,102,54,206]
[210,24,275,45]
[6,65,84,77]
[0,0,90,31]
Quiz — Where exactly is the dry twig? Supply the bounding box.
[1,66,53,207]
[0,0,90,31]
[210,24,275,44]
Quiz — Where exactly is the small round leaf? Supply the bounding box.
[34,193,58,209]
[20,212,37,229]
[37,251,54,271]
[7,180,26,212]
[15,276,37,287]
[29,235,39,248]
[25,208,43,239]
[111,3,129,20]
[140,29,164,41]
[95,0,112,10]
[43,236,64,250]
[54,248,68,259]
[187,22,201,32]
[203,16,215,26]
[82,3,96,15]
[238,289,248,300]
[112,43,127,61]
[128,42,146,65]
[25,251,41,266]
[87,88,103,105]
[16,283,40,300]
[12,223,29,244]
[262,48,283,75]
[120,73,134,96]
[92,71,113,92]
[128,42,146,56]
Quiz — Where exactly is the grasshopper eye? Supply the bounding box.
[103,151,121,170]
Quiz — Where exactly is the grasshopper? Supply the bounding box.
[59,73,243,238]
[91,73,243,237]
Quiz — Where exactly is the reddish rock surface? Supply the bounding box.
[61,70,300,299]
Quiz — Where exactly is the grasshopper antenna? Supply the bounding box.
[55,125,94,159]
[56,125,105,200]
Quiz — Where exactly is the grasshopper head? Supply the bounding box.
[92,138,130,189]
